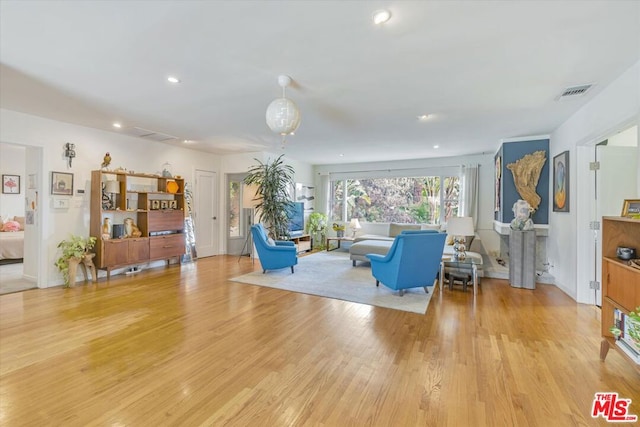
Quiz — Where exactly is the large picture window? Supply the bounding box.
[330,175,460,225]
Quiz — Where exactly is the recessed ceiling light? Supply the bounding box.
[183,139,196,144]
[373,10,392,25]
[112,122,122,128]
[339,154,344,157]
[167,76,181,83]
[433,145,439,149]
[417,114,431,121]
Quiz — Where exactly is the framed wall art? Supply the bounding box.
[2,174,20,194]
[51,171,73,195]
[553,151,569,212]
[621,199,640,218]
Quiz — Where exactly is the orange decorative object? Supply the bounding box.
[166,181,179,194]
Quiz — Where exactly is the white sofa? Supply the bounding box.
[349,223,483,283]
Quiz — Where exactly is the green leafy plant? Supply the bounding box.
[610,306,640,351]
[243,154,295,239]
[54,234,97,287]
[306,212,328,250]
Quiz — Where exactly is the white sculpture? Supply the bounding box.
[510,199,534,231]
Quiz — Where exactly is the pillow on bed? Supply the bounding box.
[2,220,21,232]
[13,216,25,230]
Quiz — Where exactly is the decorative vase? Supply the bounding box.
[337,230,344,238]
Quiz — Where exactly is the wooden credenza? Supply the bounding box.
[90,170,186,277]
[600,216,640,366]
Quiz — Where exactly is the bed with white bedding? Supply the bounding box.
[0,231,24,261]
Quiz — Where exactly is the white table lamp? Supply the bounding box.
[447,216,474,261]
[349,218,362,238]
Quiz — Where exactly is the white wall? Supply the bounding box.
[550,60,640,302]
[0,109,222,287]
[0,142,26,219]
[313,152,499,257]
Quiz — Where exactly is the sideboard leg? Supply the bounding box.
[600,339,610,361]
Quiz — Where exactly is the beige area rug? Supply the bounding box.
[230,251,434,314]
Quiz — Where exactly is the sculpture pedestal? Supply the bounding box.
[509,230,536,289]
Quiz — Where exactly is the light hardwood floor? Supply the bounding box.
[0,255,638,426]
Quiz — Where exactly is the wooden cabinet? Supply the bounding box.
[600,216,640,365]
[90,170,185,276]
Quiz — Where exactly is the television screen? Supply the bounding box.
[287,202,304,235]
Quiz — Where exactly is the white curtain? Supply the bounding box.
[317,174,330,216]
[461,164,479,228]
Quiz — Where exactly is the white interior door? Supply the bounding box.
[592,145,638,305]
[195,169,218,258]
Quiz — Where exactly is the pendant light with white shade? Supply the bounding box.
[265,75,301,145]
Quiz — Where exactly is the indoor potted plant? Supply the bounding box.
[306,212,328,250]
[243,154,295,239]
[54,234,97,287]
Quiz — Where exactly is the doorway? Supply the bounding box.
[194,169,218,258]
[0,143,42,293]
[577,125,638,305]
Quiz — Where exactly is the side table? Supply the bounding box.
[440,256,481,296]
[326,236,354,251]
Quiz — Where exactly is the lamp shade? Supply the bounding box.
[266,98,301,135]
[105,180,120,194]
[349,218,362,230]
[447,216,474,236]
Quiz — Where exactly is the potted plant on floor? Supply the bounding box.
[243,154,295,239]
[54,234,97,287]
[306,212,328,250]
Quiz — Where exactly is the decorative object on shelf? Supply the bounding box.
[621,199,640,218]
[151,200,160,210]
[610,306,640,352]
[123,217,142,238]
[2,174,20,194]
[101,152,111,169]
[166,180,179,194]
[349,218,362,238]
[160,200,168,210]
[104,180,120,209]
[265,75,301,146]
[50,171,73,195]
[64,142,76,168]
[101,218,112,240]
[510,199,534,231]
[161,162,173,178]
[447,216,474,261]
[553,150,570,212]
[506,150,546,212]
[243,154,295,239]
[333,222,345,238]
[616,246,637,261]
[112,223,125,239]
[54,234,97,287]
[169,200,177,209]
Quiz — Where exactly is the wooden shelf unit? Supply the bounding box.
[600,216,640,365]
[290,234,312,253]
[90,170,186,277]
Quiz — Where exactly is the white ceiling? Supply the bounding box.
[1,1,639,165]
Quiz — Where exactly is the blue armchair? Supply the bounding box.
[366,232,446,296]
[251,224,298,274]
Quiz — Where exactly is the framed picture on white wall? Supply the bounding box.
[2,174,20,194]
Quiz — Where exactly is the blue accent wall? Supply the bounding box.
[496,139,549,225]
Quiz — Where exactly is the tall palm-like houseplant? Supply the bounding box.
[244,155,295,239]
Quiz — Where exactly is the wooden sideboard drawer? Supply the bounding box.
[148,210,185,232]
[150,234,185,259]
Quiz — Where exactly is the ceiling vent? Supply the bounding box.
[127,127,179,142]
[556,83,594,101]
